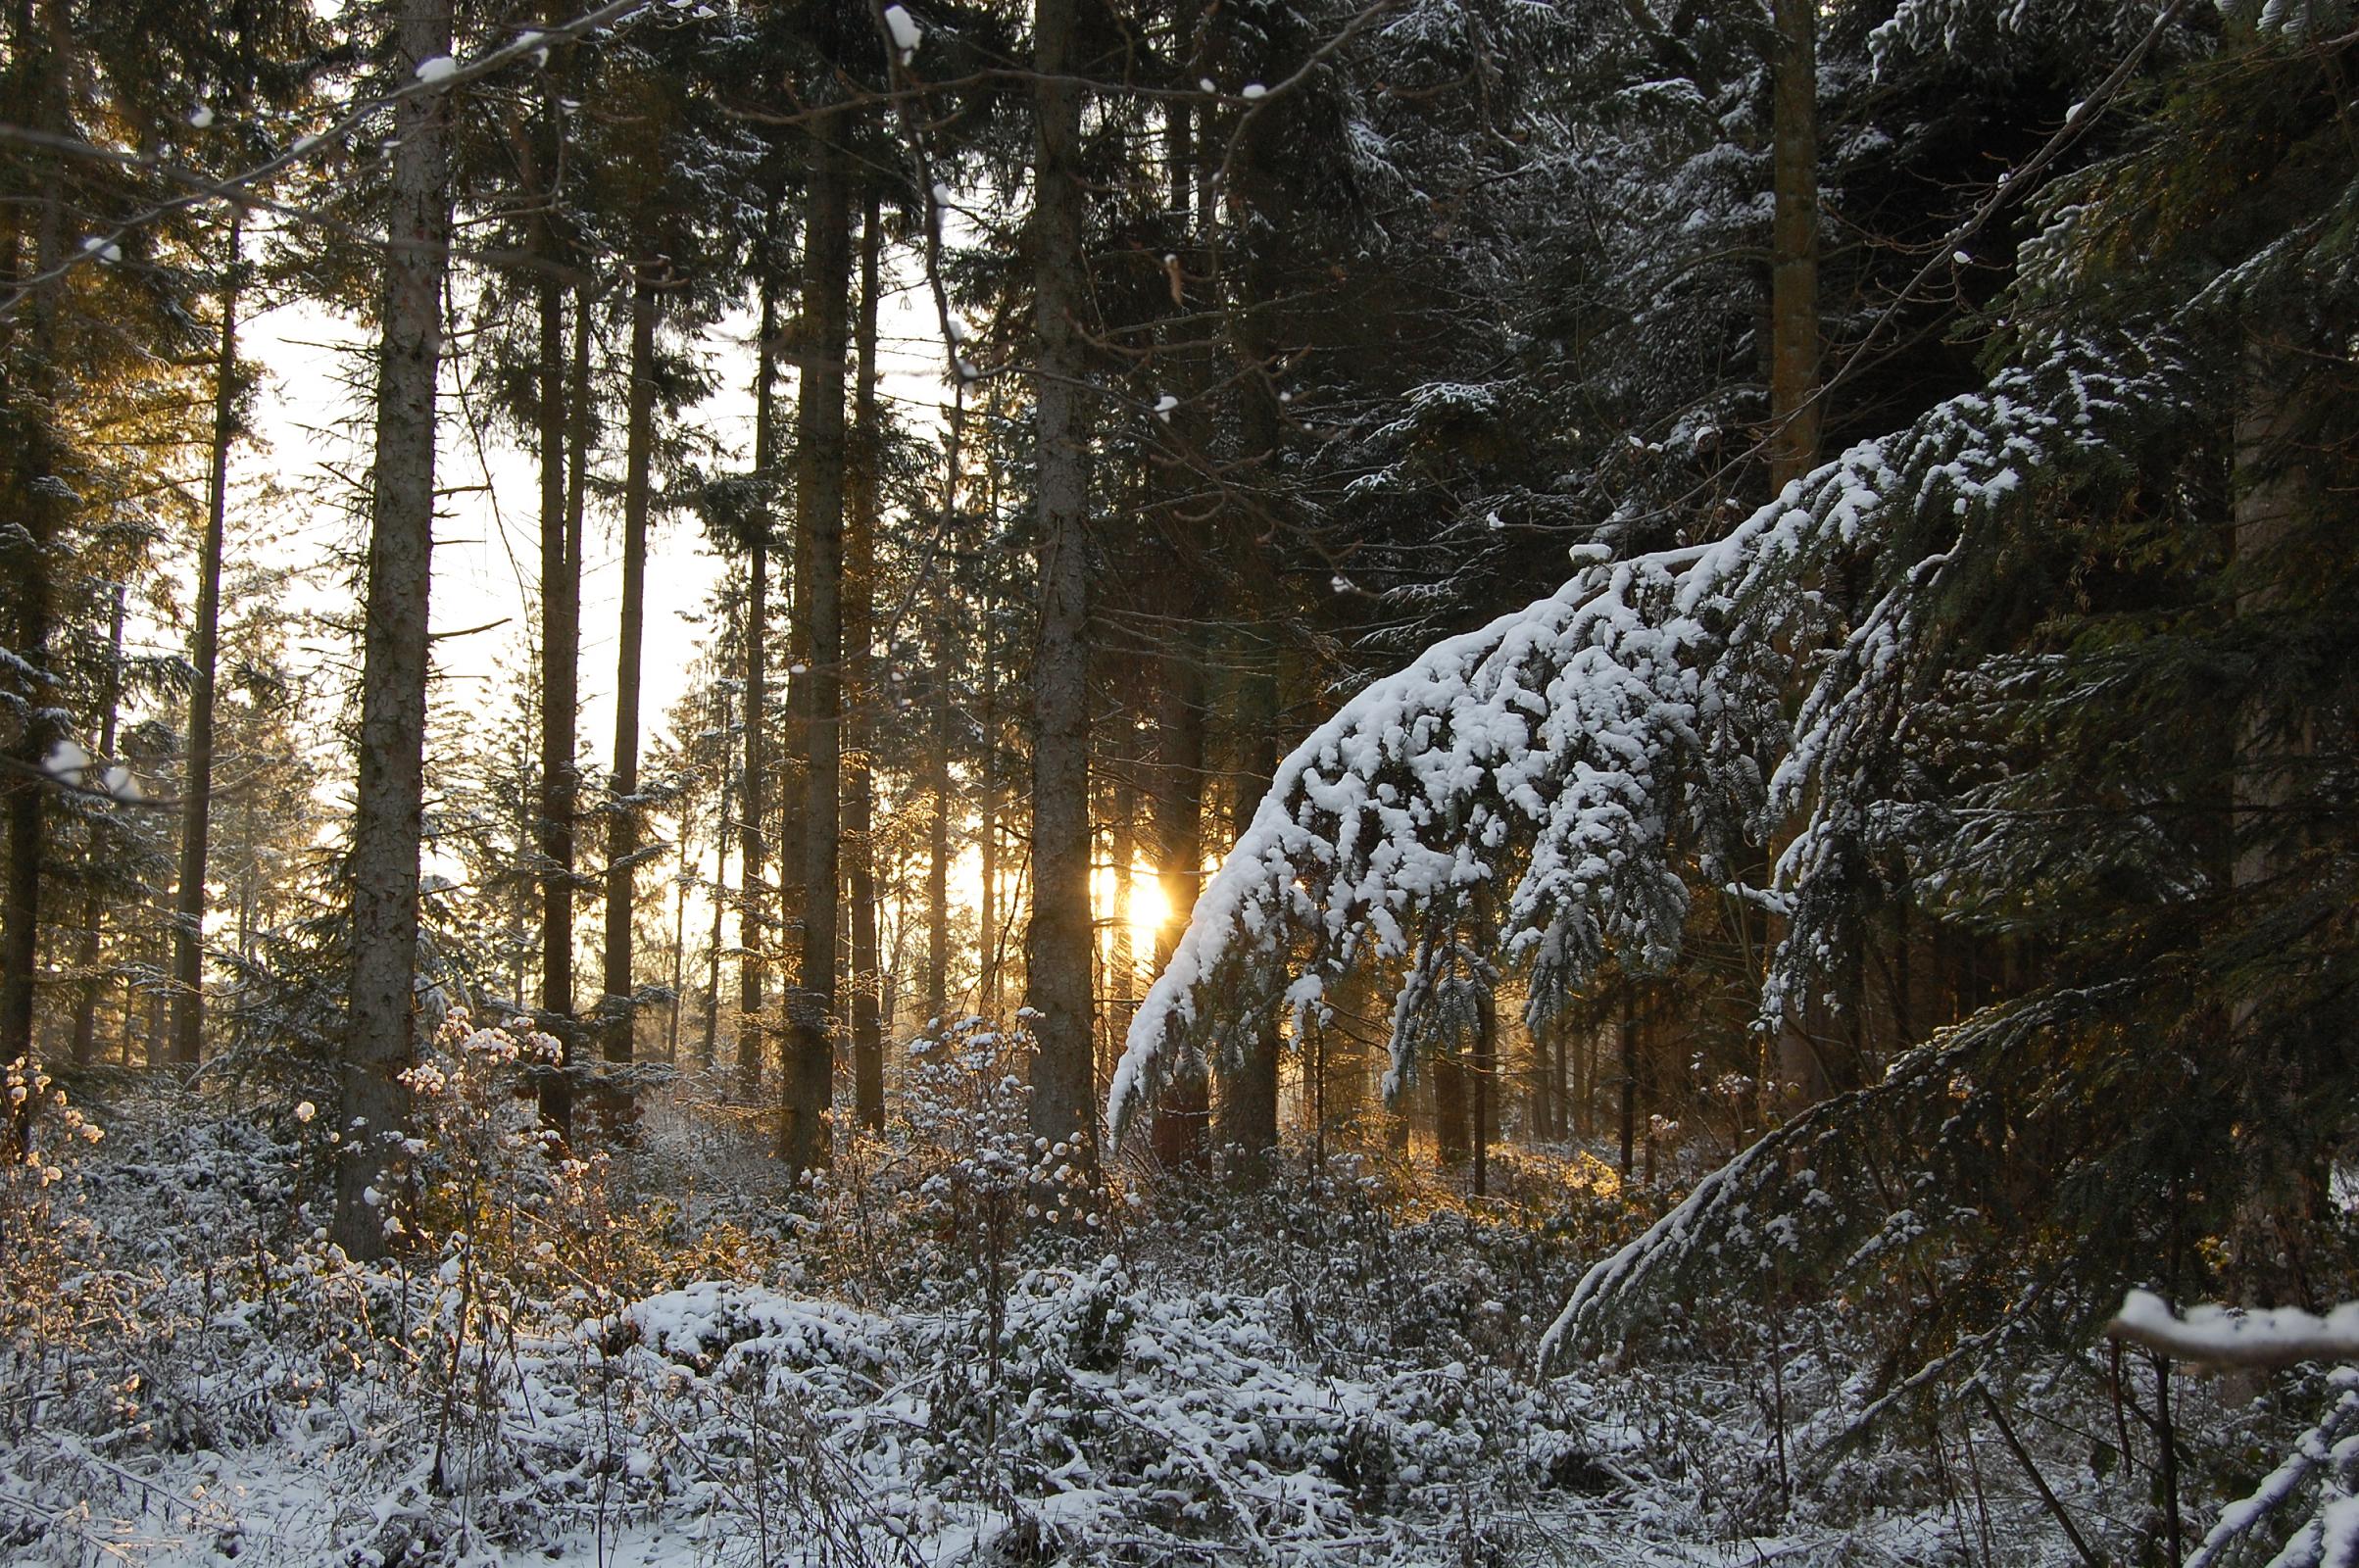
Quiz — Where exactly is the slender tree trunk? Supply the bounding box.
[979,672,1000,1016]
[1433,1052,1469,1167]
[534,260,579,1138]
[168,219,242,1068]
[979,383,1005,1018]
[69,587,126,1065]
[1618,987,1638,1181]
[1026,0,1098,1162]
[600,266,659,1128]
[1767,0,1821,492]
[701,671,732,1073]
[924,388,962,1026]
[848,190,885,1128]
[665,851,686,1063]
[1150,629,1208,1170]
[335,0,454,1257]
[1108,734,1136,1015]
[925,604,952,1024]
[781,118,850,1174]
[1471,986,1495,1199]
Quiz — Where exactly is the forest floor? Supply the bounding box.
[0,1048,2258,1567]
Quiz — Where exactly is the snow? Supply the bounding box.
[2110,1290,2359,1365]
[413,54,459,83]
[883,4,922,61]
[41,737,88,784]
[1242,82,1270,100]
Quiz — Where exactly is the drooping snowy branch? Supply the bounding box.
[1108,326,2200,1159]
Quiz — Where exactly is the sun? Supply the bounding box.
[1126,877,1170,949]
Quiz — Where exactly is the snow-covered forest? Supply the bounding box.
[4,0,2358,1561]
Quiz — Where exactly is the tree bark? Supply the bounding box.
[336,0,454,1257]
[600,265,659,1130]
[848,189,885,1129]
[1766,0,1822,492]
[1025,0,1098,1163]
[781,120,850,1175]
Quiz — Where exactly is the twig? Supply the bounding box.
[1974,1380,2104,1568]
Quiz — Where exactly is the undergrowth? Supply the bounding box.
[0,1023,2325,1567]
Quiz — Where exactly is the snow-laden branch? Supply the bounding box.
[1106,543,1720,1145]
[1107,326,2197,1152]
[2108,1290,2359,1367]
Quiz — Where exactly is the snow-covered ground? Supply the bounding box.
[0,1062,2308,1567]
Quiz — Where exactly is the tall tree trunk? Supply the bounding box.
[168,218,241,1068]
[781,119,850,1174]
[0,0,73,1099]
[534,260,579,1138]
[1766,0,1821,493]
[738,268,780,1102]
[601,265,659,1129]
[848,190,885,1129]
[1210,66,1291,1178]
[1025,0,1098,1162]
[335,0,454,1257]
[69,586,126,1065]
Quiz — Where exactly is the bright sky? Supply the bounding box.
[233,245,958,775]
[221,245,1196,1004]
